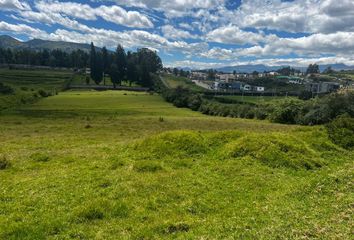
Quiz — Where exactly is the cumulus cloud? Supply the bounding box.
[235,32,354,58]
[206,25,272,45]
[0,0,30,11]
[34,0,153,28]
[161,25,197,40]
[107,0,224,18]
[0,21,48,38]
[227,0,354,34]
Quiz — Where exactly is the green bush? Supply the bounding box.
[268,99,304,124]
[0,82,14,95]
[38,89,50,97]
[326,116,354,149]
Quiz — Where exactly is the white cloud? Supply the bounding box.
[0,0,30,11]
[161,25,197,40]
[34,0,153,28]
[0,21,48,38]
[206,25,271,45]
[107,0,224,18]
[178,23,194,31]
[226,0,354,34]
[96,5,153,28]
[235,32,354,58]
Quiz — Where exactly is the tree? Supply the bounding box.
[173,68,179,76]
[306,64,320,75]
[90,42,96,82]
[110,44,127,87]
[136,48,162,87]
[323,66,334,74]
[90,42,103,85]
[126,51,138,86]
[102,47,109,85]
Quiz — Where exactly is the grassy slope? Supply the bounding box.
[0,68,72,110]
[161,74,205,92]
[0,90,353,239]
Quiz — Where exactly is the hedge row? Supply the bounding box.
[160,85,354,126]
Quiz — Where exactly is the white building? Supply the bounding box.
[216,74,236,83]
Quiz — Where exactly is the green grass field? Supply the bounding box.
[0,71,353,239]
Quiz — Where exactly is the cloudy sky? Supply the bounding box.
[1,0,354,68]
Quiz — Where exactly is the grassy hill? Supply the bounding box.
[0,68,73,111]
[0,82,353,239]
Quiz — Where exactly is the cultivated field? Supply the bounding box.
[0,70,353,239]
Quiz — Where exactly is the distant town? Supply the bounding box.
[163,65,354,96]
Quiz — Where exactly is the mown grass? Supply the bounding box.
[0,88,353,239]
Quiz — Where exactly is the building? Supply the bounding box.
[268,72,279,76]
[253,86,265,92]
[190,71,208,81]
[306,82,340,93]
[216,74,237,83]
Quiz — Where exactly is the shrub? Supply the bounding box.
[0,82,14,95]
[0,155,11,170]
[298,90,313,100]
[269,99,304,124]
[326,116,354,149]
[38,89,50,97]
[187,94,202,111]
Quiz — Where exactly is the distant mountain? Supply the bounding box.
[216,64,280,73]
[214,63,354,73]
[0,35,94,52]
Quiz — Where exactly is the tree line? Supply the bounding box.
[89,43,162,87]
[0,47,89,68]
[0,43,163,88]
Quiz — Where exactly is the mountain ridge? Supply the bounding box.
[0,35,95,52]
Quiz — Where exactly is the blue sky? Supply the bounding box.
[1,0,354,68]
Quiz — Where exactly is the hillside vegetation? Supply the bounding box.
[0,68,72,110]
[0,83,353,239]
